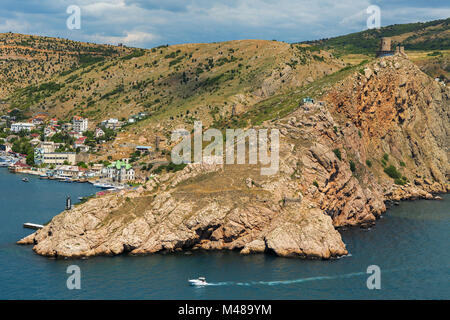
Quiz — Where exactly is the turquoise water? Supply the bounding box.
[0,167,449,299]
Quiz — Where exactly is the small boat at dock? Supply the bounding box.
[23,223,44,230]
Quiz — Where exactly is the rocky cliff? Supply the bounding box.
[18,55,449,259]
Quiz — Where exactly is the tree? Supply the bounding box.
[77,161,88,168]
[26,153,34,166]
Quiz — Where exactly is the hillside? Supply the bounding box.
[18,54,449,258]
[300,18,450,81]
[302,18,450,55]
[3,38,345,161]
[4,39,344,118]
[0,32,133,99]
[1,20,448,167]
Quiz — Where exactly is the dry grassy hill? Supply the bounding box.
[301,18,450,80]
[3,37,346,159]
[2,19,448,162]
[0,32,133,100]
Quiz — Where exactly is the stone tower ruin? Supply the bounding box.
[376,37,394,58]
[380,37,391,51]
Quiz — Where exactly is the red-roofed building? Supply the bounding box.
[74,136,89,152]
[68,131,82,139]
[8,161,31,172]
[32,114,47,125]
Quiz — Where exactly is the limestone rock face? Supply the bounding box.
[263,206,347,258]
[18,56,449,259]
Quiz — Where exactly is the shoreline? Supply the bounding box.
[17,189,449,259]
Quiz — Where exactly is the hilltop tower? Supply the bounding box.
[381,37,391,51]
[376,37,394,58]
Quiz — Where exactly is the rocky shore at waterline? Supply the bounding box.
[18,56,449,259]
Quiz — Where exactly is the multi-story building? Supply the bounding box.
[39,141,59,153]
[11,122,36,133]
[34,148,76,166]
[55,165,84,179]
[100,118,122,130]
[72,116,88,133]
[103,160,135,182]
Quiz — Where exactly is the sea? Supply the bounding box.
[0,167,448,299]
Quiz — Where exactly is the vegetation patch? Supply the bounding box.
[384,165,402,179]
[333,148,342,160]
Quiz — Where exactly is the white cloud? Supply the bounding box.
[87,30,158,46]
[0,19,31,33]
[0,0,448,48]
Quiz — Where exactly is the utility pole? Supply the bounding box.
[155,136,160,152]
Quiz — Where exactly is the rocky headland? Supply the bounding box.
[18,55,449,259]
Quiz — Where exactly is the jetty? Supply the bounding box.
[23,223,44,230]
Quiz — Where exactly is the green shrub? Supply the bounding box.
[400,161,406,167]
[333,148,342,160]
[313,180,319,188]
[153,162,187,174]
[120,50,145,61]
[394,177,407,185]
[383,153,389,161]
[349,160,356,172]
[384,165,402,179]
[366,159,372,167]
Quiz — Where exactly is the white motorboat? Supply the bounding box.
[0,159,14,167]
[93,182,116,189]
[188,277,208,286]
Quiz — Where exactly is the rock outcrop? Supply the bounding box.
[18,56,449,259]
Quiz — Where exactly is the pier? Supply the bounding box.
[23,223,44,230]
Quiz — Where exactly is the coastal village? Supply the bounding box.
[0,110,157,191]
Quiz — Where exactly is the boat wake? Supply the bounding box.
[199,265,448,287]
[204,271,367,287]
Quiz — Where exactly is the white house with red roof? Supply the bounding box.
[74,136,89,152]
[95,127,105,138]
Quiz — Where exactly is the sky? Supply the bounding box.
[0,0,449,48]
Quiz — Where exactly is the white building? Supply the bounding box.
[72,116,88,133]
[34,150,77,166]
[101,118,123,130]
[95,127,105,138]
[39,141,59,153]
[11,123,36,133]
[55,165,83,179]
[103,160,135,182]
